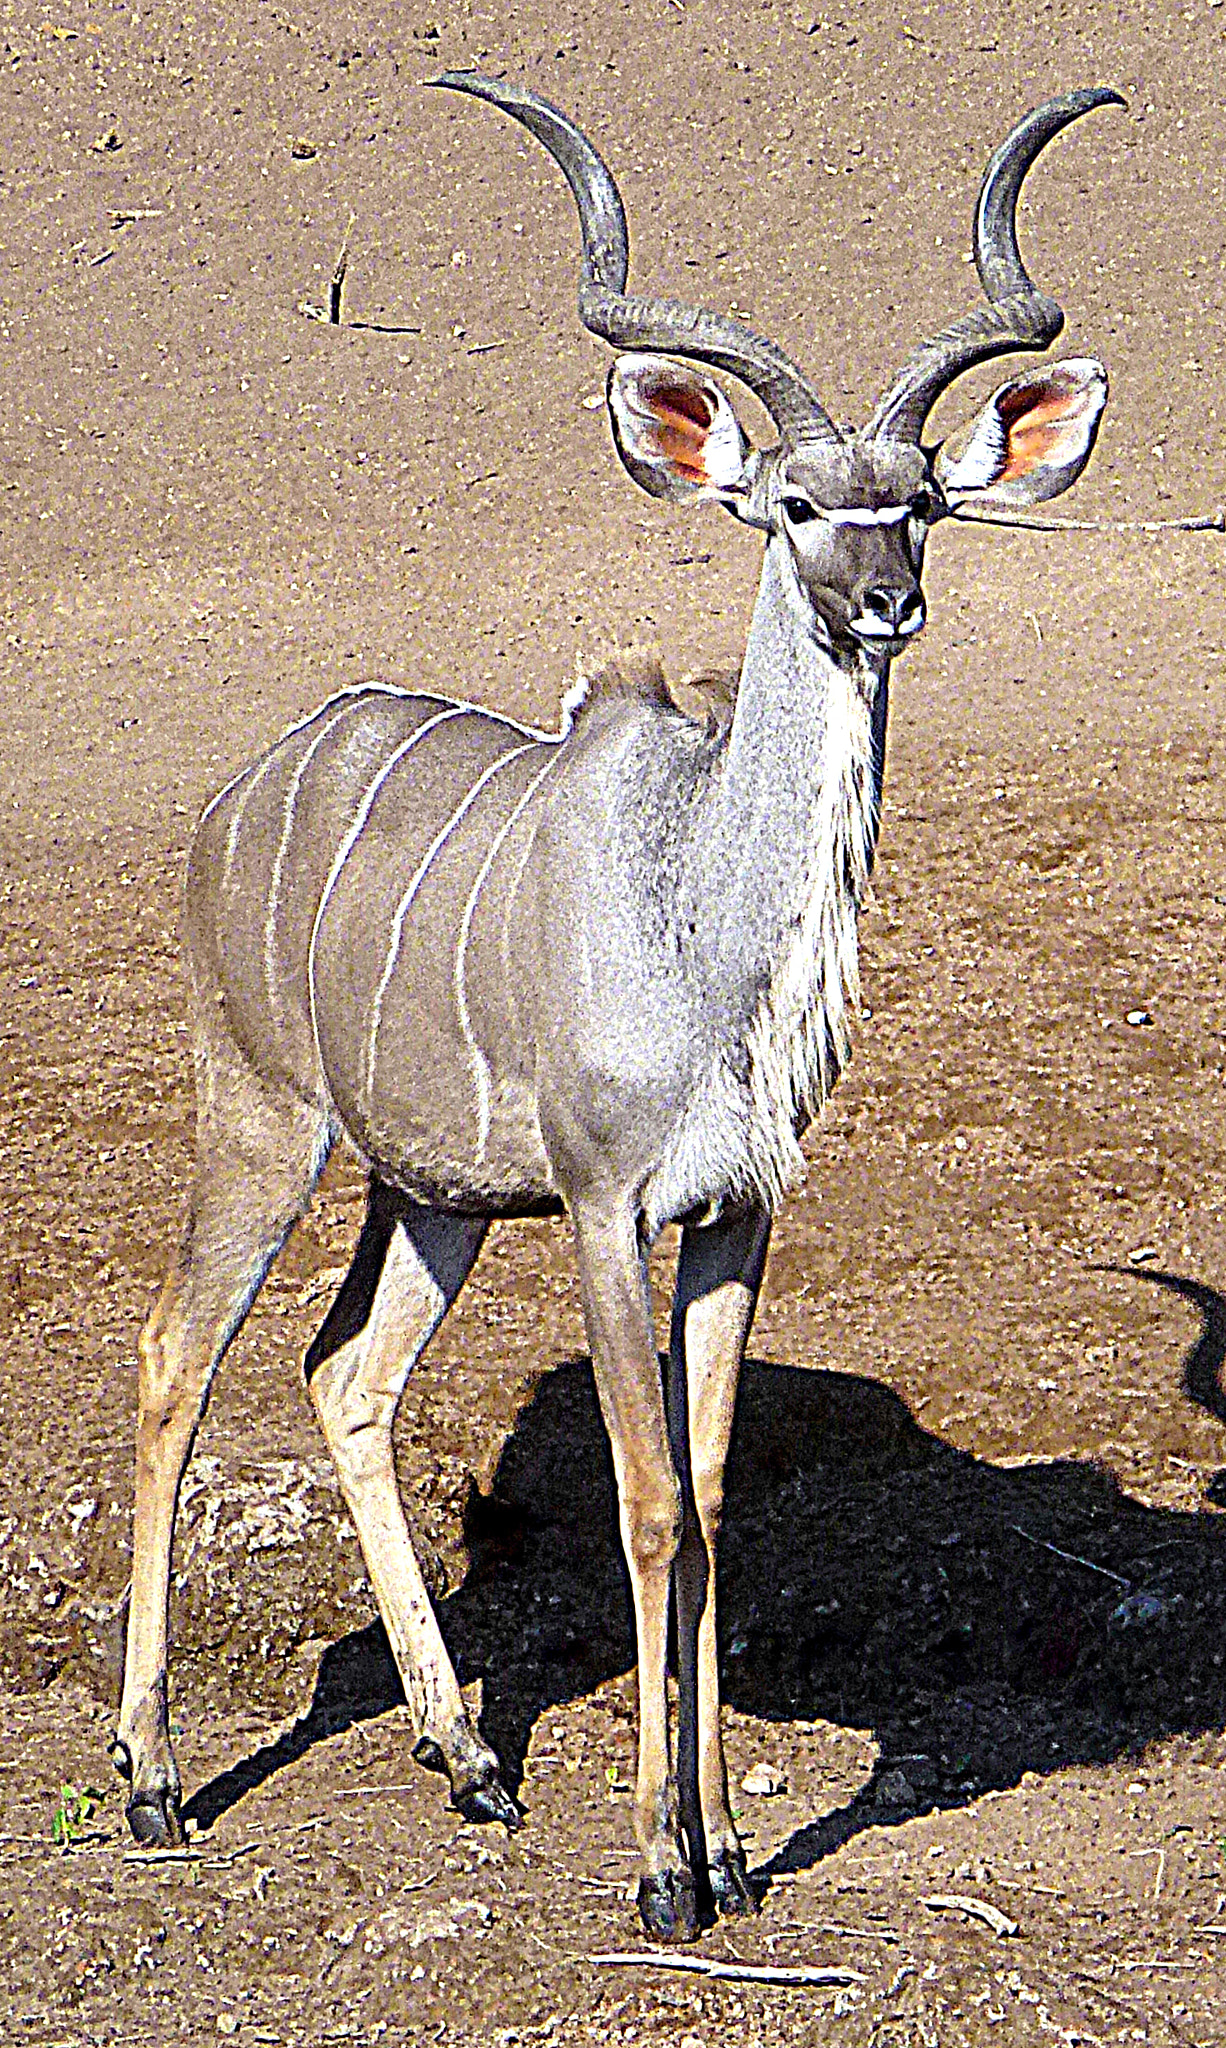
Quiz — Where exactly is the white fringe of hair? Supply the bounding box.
[644,661,878,1233]
[739,662,876,1206]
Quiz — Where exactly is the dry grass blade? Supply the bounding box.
[952,506,1225,536]
[1010,1524,1131,1589]
[587,1951,865,1986]
[329,212,356,325]
[121,1839,263,1869]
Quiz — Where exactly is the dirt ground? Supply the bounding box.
[3,1,1226,2042]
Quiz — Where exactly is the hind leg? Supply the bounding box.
[113,1048,332,1846]
[305,1184,517,1826]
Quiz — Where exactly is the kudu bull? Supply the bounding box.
[113,75,1120,1937]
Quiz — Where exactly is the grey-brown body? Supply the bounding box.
[113,74,1120,1943]
[197,685,565,1214]
[200,628,882,1235]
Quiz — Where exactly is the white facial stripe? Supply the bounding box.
[818,504,912,527]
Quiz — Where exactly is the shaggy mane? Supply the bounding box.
[561,652,741,735]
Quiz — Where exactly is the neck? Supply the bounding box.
[698,536,889,1196]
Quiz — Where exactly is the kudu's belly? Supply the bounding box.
[192,686,565,1212]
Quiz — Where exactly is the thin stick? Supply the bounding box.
[515,1843,625,1894]
[121,1839,262,1868]
[952,507,1225,536]
[1010,1524,1132,1589]
[586,1952,864,1987]
[330,213,356,325]
[326,1781,424,1796]
[121,1847,199,1865]
[923,1894,1018,1939]
[815,1921,902,1944]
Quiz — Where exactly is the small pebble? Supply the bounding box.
[1110,1589,1171,1629]
[741,1761,786,1797]
[874,1767,916,1808]
[1125,1009,1152,1027]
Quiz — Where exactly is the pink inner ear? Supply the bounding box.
[997,381,1090,480]
[645,388,717,482]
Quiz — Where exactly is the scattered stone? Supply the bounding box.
[897,1754,938,1790]
[362,1898,493,1955]
[1109,1589,1172,1630]
[293,1266,347,1310]
[740,1761,786,1797]
[874,1768,916,1808]
[1125,1009,1152,1027]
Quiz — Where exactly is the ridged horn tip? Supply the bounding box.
[427,69,836,435]
[426,70,629,295]
[868,84,1123,443]
[976,86,1127,302]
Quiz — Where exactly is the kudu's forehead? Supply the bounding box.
[778,435,930,510]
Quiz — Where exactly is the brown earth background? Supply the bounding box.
[2,1,1226,2042]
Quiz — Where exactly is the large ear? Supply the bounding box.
[935,358,1107,507]
[606,353,755,506]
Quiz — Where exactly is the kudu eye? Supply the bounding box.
[781,495,819,526]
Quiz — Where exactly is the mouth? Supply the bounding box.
[846,613,926,658]
[846,627,924,659]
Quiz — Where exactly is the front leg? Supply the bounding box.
[571,1197,697,1943]
[669,1203,771,1917]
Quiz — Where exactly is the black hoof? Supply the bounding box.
[126,1786,185,1849]
[412,1735,447,1775]
[637,1866,699,1943]
[709,1848,759,1917]
[454,1774,523,1832]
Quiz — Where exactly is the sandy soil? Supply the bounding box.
[2,2,1226,2042]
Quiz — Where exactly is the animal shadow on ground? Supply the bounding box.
[186,1268,1226,1885]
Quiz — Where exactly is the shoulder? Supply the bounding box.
[561,652,739,739]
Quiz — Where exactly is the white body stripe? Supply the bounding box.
[199,684,412,833]
[409,690,565,746]
[200,676,566,842]
[307,706,469,1078]
[454,748,566,1159]
[363,738,543,1107]
[262,698,367,1023]
[221,746,282,890]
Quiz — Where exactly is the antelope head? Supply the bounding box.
[431,77,1121,667]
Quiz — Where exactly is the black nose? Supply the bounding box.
[862,586,926,635]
